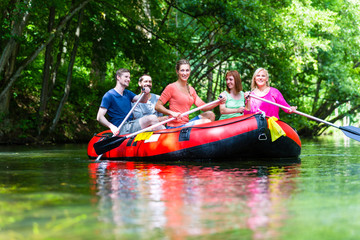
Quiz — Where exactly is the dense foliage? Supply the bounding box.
[1,0,360,143]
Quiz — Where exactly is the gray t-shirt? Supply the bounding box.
[132,93,163,119]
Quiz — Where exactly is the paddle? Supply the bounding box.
[94,98,222,155]
[249,93,360,142]
[95,92,145,161]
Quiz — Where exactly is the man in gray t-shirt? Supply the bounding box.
[132,74,167,121]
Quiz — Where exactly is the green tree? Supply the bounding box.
[1,0,360,143]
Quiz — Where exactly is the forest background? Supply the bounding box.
[1,0,360,144]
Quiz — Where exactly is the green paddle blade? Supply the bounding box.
[94,136,126,155]
[340,126,360,142]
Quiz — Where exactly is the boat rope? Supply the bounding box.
[94,114,258,137]
[94,113,296,138]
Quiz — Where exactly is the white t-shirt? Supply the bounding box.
[132,93,163,119]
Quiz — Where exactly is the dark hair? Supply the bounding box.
[115,68,130,80]
[175,59,190,71]
[225,70,243,93]
[138,74,151,82]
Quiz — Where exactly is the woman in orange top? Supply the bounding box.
[155,59,225,128]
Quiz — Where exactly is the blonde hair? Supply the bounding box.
[251,68,269,90]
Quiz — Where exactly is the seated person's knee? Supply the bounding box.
[200,111,215,122]
[139,115,165,130]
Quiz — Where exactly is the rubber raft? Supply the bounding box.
[87,113,301,161]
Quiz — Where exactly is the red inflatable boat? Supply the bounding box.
[87,113,301,161]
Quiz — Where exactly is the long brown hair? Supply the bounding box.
[175,59,193,97]
[175,59,190,71]
[225,70,242,93]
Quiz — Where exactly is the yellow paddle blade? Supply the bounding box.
[134,132,154,142]
[267,117,286,142]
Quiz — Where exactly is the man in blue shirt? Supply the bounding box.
[97,68,164,135]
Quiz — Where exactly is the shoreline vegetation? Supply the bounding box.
[1,1,360,144]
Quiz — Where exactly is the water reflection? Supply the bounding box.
[89,160,300,239]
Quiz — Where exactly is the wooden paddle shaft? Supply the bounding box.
[249,94,340,129]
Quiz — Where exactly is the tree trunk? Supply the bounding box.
[0,0,92,101]
[0,0,31,116]
[0,0,31,76]
[213,63,222,97]
[49,28,67,98]
[0,42,19,114]
[312,77,322,114]
[90,41,107,84]
[0,44,18,137]
[206,59,214,102]
[50,9,84,134]
[38,6,56,135]
[0,90,10,116]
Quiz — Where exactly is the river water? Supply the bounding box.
[1,136,360,240]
